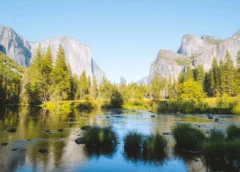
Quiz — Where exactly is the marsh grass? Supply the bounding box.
[227,125,240,140]
[83,125,118,148]
[143,133,167,154]
[201,129,225,160]
[123,131,143,153]
[172,123,206,149]
[223,139,240,160]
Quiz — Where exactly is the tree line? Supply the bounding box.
[1,45,240,109]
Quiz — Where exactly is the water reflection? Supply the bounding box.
[0,105,239,171]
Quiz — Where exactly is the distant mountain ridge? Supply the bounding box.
[144,29,240,83]
[0,26,105,83]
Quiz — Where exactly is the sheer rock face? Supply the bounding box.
[144,29,240,84]
[0,26,105,83]
[0,26,31,66]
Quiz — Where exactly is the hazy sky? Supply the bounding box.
[1,0,240,83]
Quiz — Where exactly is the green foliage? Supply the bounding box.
[109,89,124,108]
[172,123,206,149]
[227,125,240,140]
[83,125,118,148]
[51,44,71,101]
[0,52,23,103]
[150,76,167,99]
[124,131,143,152]
[143,133,167,154]
[76,96,97,111]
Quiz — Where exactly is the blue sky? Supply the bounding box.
[1,0,240,83]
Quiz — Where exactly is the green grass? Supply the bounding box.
[143,133,167,154]
[223,139,240,160]
[227,125,240,140]
[123,131,143,152]
[83,125,118,148]
[172,123,206,149]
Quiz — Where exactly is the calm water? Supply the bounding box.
[0,106,240,172]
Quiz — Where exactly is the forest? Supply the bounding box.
[1,45,240,114]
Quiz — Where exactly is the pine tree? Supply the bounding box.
[235,50,240,94]
[23,44,43,104]
[51,44,70,101]
[92,76,98,99]
[194,65,205,89]
[77,71,88,99]
[222,51,235,96]
[209,57,220,96]
[41,46,53,102]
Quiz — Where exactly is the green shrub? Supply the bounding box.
[143,133,167,154]
[172,123,206,149]
[83,125,118,147]
[227,125,240,140]
[123,131,143,152]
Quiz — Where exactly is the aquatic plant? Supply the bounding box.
[143,133,167,154]
[83,125,118,147]
[172,123,206,149]
[227,124,240,140]
[201,129,225,160]
[123,131,143,152]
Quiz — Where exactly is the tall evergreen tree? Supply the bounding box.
[209,57,220,96]
[235,50,240,94]
[77,71,88,99]
[51,44,70,101]
[222,51,235,96]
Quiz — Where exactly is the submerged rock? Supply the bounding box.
[151,115,155,118]
[81,125,91,130]
[11,148,18,151]
[7,128,16,133]
[162,132,172,135]
[214,118,219,122]
[38,148,48,153]
[208,116,213,119]
[44,129,50,133]
[106,116,110,118]
[1,142,8,146]
[57,129,64,132]
[75,137,85,144]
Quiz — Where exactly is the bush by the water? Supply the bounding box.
[76,96,97,111]
[83,125,118,148]
[227,125,240,140]
[172,123,206,149]
[143,133,167,154]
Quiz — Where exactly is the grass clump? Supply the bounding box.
[143,133,167,154]
[223,139,240,160]
[123,131,143,153]
[227,125,240,140]
[83,125,118,148]
[201,129,225,160]
[172,123,206,149]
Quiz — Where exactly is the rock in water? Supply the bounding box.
[7,128,16,133]
[81,125,91,130]
[57,129,64,132]
[39,148,48,153]
[151,115,155,118]
[214,118,219,122]
[75,137,85,144]
[1,142,8,146]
